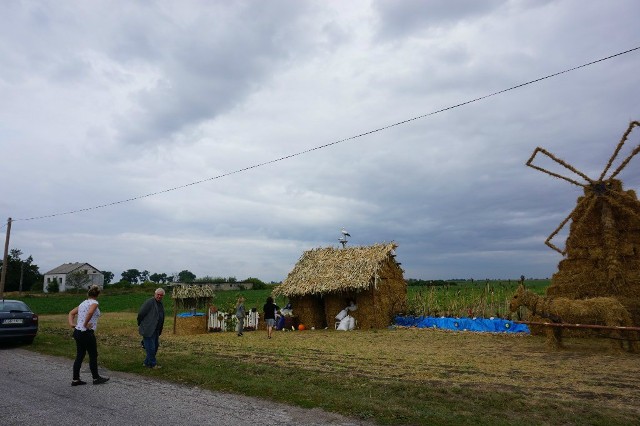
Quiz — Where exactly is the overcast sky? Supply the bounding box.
[2,0,639,283]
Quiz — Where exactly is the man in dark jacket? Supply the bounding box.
[138,288,165,368]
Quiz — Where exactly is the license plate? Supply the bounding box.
[3,319,24,324]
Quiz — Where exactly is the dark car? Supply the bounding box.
[0,300,39,344]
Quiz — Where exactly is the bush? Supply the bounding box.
[108,280,133,290]
[244,277,267,290]
[46,280,60,293]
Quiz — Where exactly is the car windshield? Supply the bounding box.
[0,301,30,312]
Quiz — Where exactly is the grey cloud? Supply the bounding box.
[109,1,315,147]
[372,0,507,40]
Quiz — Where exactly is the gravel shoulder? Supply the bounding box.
[0,347,373,426]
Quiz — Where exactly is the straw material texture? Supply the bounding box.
[274,243,406,329]
[546,180,640,326]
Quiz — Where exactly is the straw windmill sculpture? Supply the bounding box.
[526,121,640,324]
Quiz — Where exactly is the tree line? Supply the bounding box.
[1,247,269,292]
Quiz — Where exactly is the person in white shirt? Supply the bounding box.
[68,285,109,386]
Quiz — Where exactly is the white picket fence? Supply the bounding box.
[208,310,260,331]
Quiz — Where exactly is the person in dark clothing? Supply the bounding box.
[137,288,165,368]
[262,296,280,339]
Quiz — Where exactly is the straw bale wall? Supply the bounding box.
[546,185,640,326]
[290,261,407,330]
[174,316,208,335]
[289,295,327,330]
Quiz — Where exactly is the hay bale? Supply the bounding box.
[174,315,207,335]
[290,295,327,330]
[510,285,637,351]
[546,182,640,325]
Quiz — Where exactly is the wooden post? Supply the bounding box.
[19,262,24,295]
[517,320,640,332]
[0,218,12,299]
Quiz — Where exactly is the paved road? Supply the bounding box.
[0,348,372,426]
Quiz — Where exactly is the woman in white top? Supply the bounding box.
[67,285,109,386]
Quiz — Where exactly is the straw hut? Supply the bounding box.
[273,243,406,329]
[171,284,215,335]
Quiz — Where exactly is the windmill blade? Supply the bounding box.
[545,195,596,254]
[600,121,640,180]
[526,147,591,187]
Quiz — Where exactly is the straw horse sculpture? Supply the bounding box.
[510,285,637,351]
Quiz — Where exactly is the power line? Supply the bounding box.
[15,45,640,222]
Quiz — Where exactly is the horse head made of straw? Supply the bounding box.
[509,285,536,313]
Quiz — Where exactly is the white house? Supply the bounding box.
[43,262,104,293]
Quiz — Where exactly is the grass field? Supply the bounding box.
[10,282,640,425]
[406,280,549,319]
[28,312,640,425]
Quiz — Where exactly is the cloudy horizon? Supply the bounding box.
[2,0,639,282]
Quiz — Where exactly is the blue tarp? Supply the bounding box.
[176,312,206,317]
[394,316,530,334]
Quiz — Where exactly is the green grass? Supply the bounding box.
[13,282,640,425]
[29,310,640,426]
[406,279,549,318]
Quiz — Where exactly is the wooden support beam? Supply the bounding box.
[516,321,640,332]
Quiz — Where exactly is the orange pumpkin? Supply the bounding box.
[298,324,306,331]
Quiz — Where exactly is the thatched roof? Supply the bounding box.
[171,284,216,300]
[273,242,399,297]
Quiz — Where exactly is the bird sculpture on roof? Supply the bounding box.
[341,228,351,237]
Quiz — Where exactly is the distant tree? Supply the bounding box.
[149,273,170,284]
[121,269,141,284]
[0,248,42,292]
[67,270,91,293]
[140,270,150,282]
[102,271,114,285]
[178,270,196,283]
[194,275,217,282]
[227,276,237,283]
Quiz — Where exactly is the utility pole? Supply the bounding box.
[19,262,24,295]
[0,217,12,299]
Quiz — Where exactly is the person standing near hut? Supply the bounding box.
[235,296,246,337]
[138,288,165,368]
[68,285,110,386]
[263,296,280,339]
